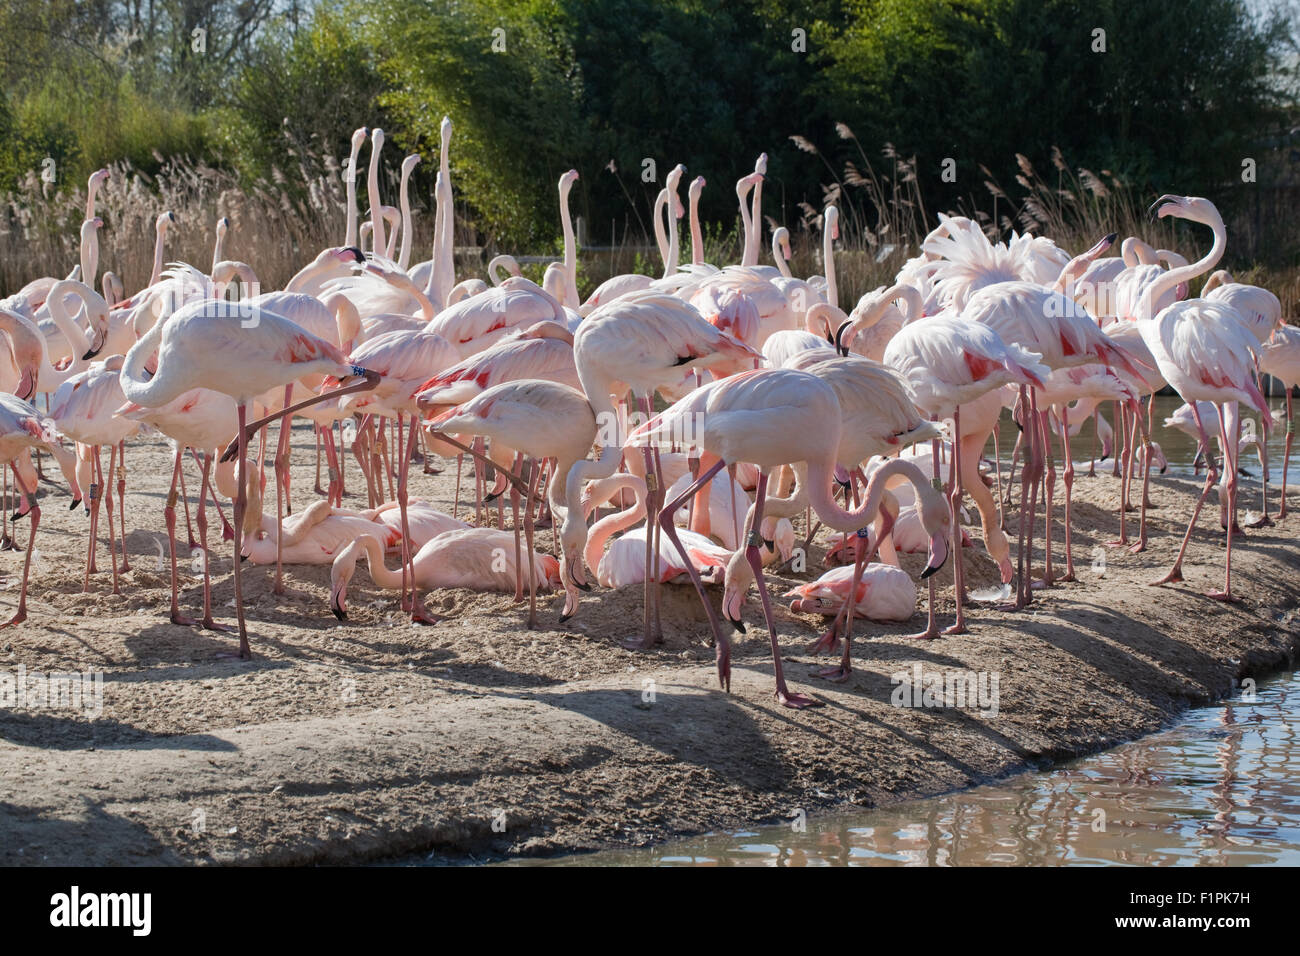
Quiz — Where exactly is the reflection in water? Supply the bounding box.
[524,671,1300,866]
[1050,394,1297,483]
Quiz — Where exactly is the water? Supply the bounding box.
[518,669,1300,866]
[1063,394,1297,482]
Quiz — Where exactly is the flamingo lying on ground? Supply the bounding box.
[329,529,561,620]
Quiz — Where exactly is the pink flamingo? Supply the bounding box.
[629,367,950,708]
[582,474,732,588]
[329,529,561,620]
[120,298,381,658]
[883,305,1049,630]
[572,289,762,646]
[48,356,141,593]
[119,385,241,629]
[425,379,598,626]
[1137,196,1270,599]
[1261,325,1300,517]
[0,394,63,626]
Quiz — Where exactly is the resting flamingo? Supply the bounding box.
[329,529,561,620]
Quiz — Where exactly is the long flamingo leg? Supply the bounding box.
[196,452,228,630]
[655,460,728,684]
[165,448,196,625]
[944,405,968,633]
[509,451,524,603]
[1038,408,1057,588]
[104,444,120,594]
[523,455,541,628]
[0,475,37,628]
[1152,403,1220,587]
[230,404,253,659]
[115,440,130,572]
[747,473,820,709]
[1209,403,1242,602]
[1059,408,1077,581]
[1002,387,1035,611]
[271,384,294,594]
[908,418,943,636]
[1281,391,1293,519]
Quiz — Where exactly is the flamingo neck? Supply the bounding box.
[803,456,932,534]
[1138,213,1225,320]
[822,224,837,309]
[690,192,703,266]
[560,183,579,308]
[745,176,763,267]
[149,228,166,287]
[584,475,647,572]
[774,235,791,279]
[345,141,362,248]
[652,190,670,273]
[367,139,387,256]
[398,167,415,270]
[736,182,755,267]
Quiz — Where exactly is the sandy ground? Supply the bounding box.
[0,423,1297,865]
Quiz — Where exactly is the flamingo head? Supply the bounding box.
[1149,195,1221,230]
[735,171,762,199]
[722,550,752,634]
[350,127,368,152]
[689,175,705,200]
[825,205,840,241]
[560,169,579,192]
[88,168,110,189]
[915,481,952,579]
[402,154,421,177]
[557,512,591,623]
[329,568,350,620]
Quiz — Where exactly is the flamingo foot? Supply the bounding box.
[202,617,232,632]
[1127,539,1147,555]
[812,664,851,683]
[1151,567,1183,586]
[905,625,942,639]
[1206,590,1241,603]
[942,621,968,635]
[410,608,443,625]
[776,689,821,709]
[1104,538,1129,549]
[1058,571,1077,583]
[0,610,27,628]
[806,627,841,656]
[170,611,198,627]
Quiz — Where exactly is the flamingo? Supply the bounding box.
[119,298,381,657]
[1261,325,1300,517]
[629,367,950,708]
[0,393,62,627]
[786,564,918,623]
[329,529,560,620]
[424,379,597,626]
[1135,196,1269,600]
[882,297,1048,630]
[572,289,762,646]
[582,474,732,588]
[242,495,465,565]
[48,356,141,592]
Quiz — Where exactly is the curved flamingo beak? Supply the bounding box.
[330,579,348,620]
[922,533,949,579]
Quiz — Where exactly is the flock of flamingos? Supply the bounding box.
[1,119,1297,709]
